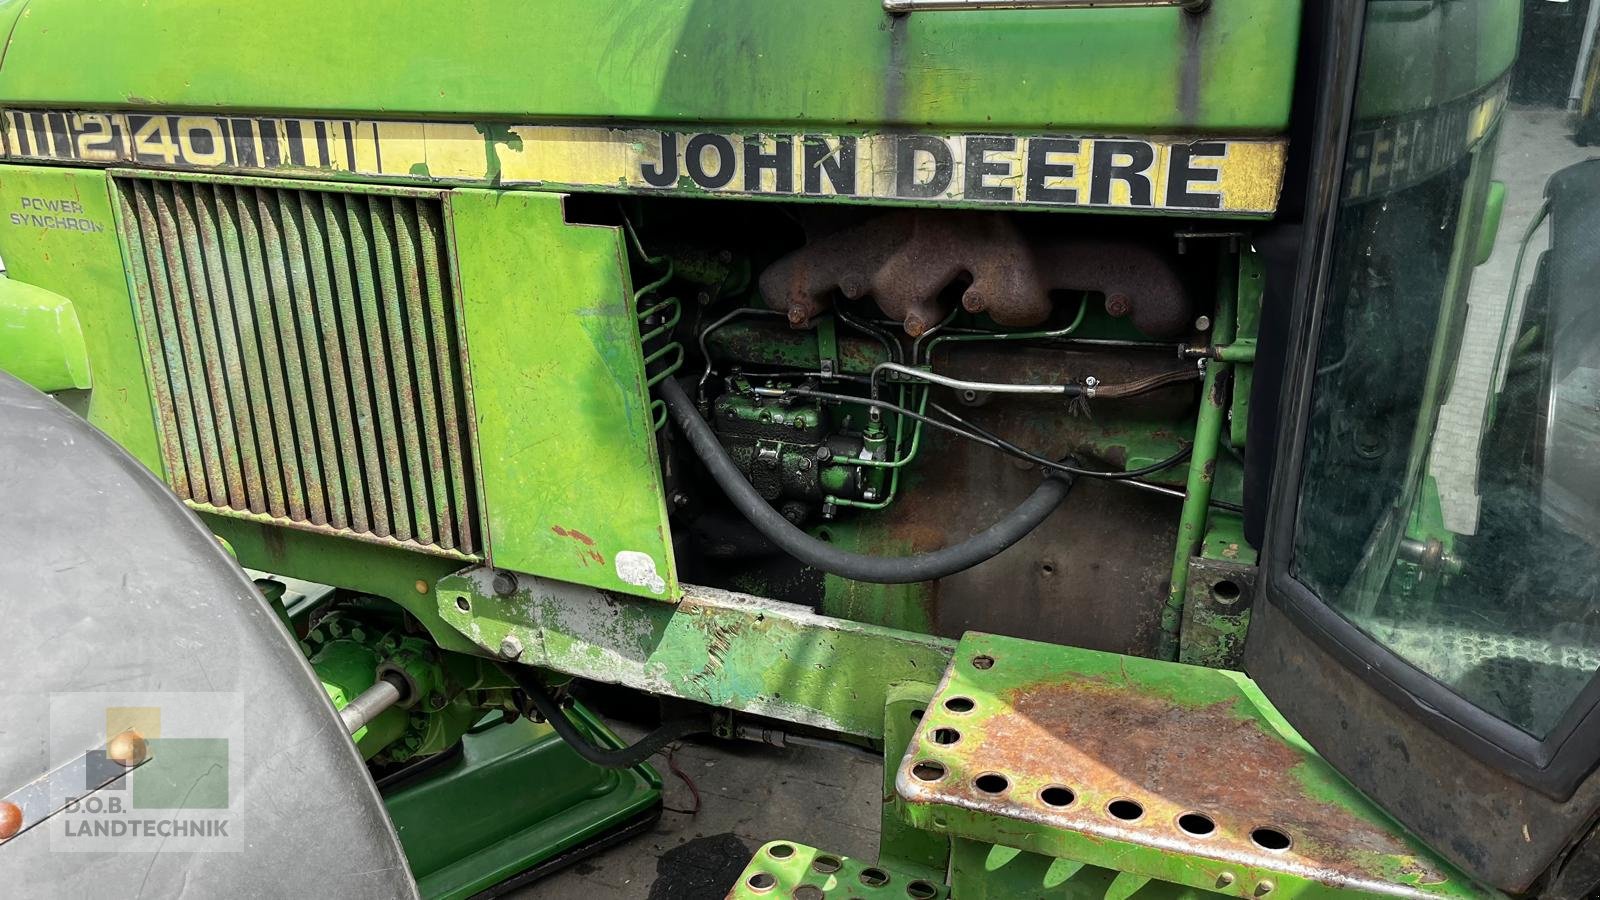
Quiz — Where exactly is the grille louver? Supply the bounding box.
[115,176,479,557]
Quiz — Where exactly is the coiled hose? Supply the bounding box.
[659,377,1074,584]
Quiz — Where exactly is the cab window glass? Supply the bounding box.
[1293,0,1600,738]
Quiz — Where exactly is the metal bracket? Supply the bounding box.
[1178,556,1257,669]
[435,568,953,739]
[0,732,152,844]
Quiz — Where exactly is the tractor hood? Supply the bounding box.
[0,0,1298,134]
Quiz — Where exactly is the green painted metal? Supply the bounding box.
[950,838,1218,899]
[1474,180,1505,266]
[726,840,949,900]
[880,682,950,878]
[310,632,409,757]
[449,189,678,600]
[1159,252,1238,659]
[1226,251,1261,470]
[1355,0,1520,119]
[0,274,90,390]
[1178,512,1256,669]
[0,1,1298,134]
[202,511,482,655]
[385,709,661,900]
[0,164,162,468]
[316,638,480,764]
[434,567,954,739]
[111,170,482,555]
[898,633,1490,899]
[1200,511,1256,568]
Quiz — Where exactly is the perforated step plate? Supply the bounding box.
[726,841,948,900]
[894,633,1485,899]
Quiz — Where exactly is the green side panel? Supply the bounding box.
[0,274,90,390]
[0,0,1298,134]
[449,190,676,600]
[385,710,660,900]
[0,164,161,468]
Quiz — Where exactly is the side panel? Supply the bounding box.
[449,189,677,600]
[0,164,161,469]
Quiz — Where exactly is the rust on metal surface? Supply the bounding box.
[0,800,22,841]
[760,210,1192,337]
[897,633,1456,896]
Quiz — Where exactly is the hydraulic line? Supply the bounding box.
[661,377,1074,584]
[872,361,1073,398]
[750,384,1194,483]
[507,666,708,769]
[1087,367,1204,398]
[927,400,1194,481]
[622,215,685,431]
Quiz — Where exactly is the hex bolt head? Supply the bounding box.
[0,800,23,841]
[492,571,519,597]
[499,635,524,661]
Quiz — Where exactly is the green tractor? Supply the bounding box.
[2,0,1597,897]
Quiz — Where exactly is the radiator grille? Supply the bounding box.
[115,177,479,556]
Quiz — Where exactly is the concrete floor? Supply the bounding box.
[525,725,884,899]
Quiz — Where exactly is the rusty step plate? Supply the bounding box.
[725,841,949,900]
[894,632,1485,899]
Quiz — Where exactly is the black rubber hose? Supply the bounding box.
[508,666,707,769]
[659,377,1075,584]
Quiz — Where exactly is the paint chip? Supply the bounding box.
[615,550,666,595]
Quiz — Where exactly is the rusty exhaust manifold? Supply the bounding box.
[759,211,1192,338]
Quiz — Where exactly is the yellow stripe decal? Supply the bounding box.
[0,110,1289,215]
